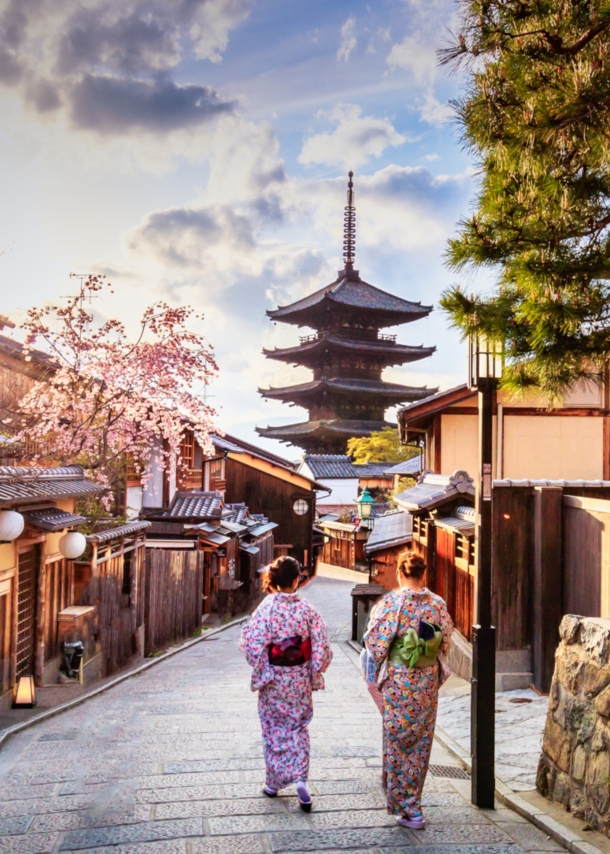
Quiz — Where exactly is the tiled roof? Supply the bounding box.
[260,376,432,401]
[365,510,413,554]
[394,470,475,511]
[0,466,106,506]
[167,491,224,519]
[21,507,87,532]
[210,432,298,469]
[87,521,151,543]
[264,334,435,365]
[0,333,57,367]
[257,419,393,441]
[303,455,356,479]
[434,506,476,537]
[268,270,432,324]
[383,457,423,476]
[225,503,249,524]
[354,462,395,477]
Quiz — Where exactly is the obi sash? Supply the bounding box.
[388,620,442,668]
[268,635,312,667]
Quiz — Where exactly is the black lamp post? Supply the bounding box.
[468,333,502,808]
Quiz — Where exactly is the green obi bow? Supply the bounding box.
[388,622,443,668]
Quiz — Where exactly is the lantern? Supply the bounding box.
[59,531,87,560]
[0,510,25,541]
[12,675,36,709]
[356,487,375,519]
[468,333,503,391]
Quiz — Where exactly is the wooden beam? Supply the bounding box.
[35,541,47,687]
[433,415,442,474]
[533,487,563,693]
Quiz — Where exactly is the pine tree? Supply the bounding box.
[441,0,610,398]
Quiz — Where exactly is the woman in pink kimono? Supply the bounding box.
[240,556,332,811]
[363,550,453,830]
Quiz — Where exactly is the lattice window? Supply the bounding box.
[125,453,144,487]
[180,433,195,469]
[17,547,38,678]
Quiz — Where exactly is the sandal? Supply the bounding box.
[262,785,277,797]
[296,781,312,812]
[396,813,425,829]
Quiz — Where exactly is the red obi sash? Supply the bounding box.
[268,635,312,667]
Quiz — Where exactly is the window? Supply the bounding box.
[293,499,308,516]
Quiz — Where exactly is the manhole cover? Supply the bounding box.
[38,731,79,742]
[429,764,470,779]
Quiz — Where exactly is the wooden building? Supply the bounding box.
[257,173,436,453]
[398,378,610,481]
[317,517,369,571]
[0,465,106,704]
[364,509,413,590]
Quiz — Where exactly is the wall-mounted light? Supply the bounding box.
[0,510,25,542]
[59,531,87,560]
[12,675,36,708]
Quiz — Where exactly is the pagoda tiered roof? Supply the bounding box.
[268,267,432,329]
[257,418,395,448]
[263,333,435,367]
[259,376,434,405]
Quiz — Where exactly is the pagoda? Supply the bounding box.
[256,172,437,453]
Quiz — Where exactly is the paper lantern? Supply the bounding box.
[0,510,25,541]
[59,531,87,559]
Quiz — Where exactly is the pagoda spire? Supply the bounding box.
[343,171,356,271]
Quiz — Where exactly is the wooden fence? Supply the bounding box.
[144,548,204,655]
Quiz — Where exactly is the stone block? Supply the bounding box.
[581,619,610,666]
[585,749,610,816]
[556,649,585,694]
[559,614,581,644]
[595,683,610,718]
[583,661,610,698]
[571,744,587,782]
[542,715,572,772]
[551,771,572,808]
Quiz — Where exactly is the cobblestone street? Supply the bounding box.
[0,568,562,854]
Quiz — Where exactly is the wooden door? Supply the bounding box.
[0,577,12,695]
[16,546,38,678]
[434,527,455,616]
[563,495,610,618]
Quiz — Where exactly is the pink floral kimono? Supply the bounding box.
[240,592,332,790]
[364,588,453,818]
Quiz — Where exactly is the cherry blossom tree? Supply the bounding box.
[13,275,218,506]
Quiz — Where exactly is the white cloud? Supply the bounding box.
[337,17,357,63]
[387,33,436,84]
[420,94,453,127]
[299,104,407,169]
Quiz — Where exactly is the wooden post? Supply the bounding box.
[533,487,563,693]
[34,542,47,687]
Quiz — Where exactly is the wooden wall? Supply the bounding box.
[225,458,314,570]
[144,547,204,655]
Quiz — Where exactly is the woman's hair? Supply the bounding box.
[397,549,427,580]
[262,556,301,594]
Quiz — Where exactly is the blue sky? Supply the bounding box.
[0,0,480,460]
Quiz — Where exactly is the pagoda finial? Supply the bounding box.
[343,170,356,271]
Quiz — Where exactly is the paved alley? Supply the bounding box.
[0,567,562,854]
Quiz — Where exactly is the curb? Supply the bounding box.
[0,615,249,752]
[434,723,606,854]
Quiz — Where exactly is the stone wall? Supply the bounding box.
[537,615,610,835]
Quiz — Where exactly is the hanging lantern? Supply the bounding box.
[59,531,87,560]
[0,510,25,541]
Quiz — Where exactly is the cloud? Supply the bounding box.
[420,93,453,127]
[0,0,251,138]
[337,17,356,63]
[387,33,436,84]
[70,75,233,134]
[299,104,407,170]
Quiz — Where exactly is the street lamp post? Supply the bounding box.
[468,334,502,809]
[356,487,375,521]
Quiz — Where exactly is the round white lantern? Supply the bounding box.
[0,510,25,541]
[59,531,87,560]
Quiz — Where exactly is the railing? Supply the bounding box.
[378,334,397,343]
[184,469,202,490]
[299,334,319,344]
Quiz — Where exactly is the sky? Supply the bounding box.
[0,0,480,462]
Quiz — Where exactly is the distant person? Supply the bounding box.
[363,550,453,830]
[240,556,332,812]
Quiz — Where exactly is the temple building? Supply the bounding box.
[256,173,437,453]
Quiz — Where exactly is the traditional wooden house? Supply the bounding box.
[398,378,610,481]
[317,516,369,572]
[364,509,413,589]
[257,173,436,453]
[0,465,106,704]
